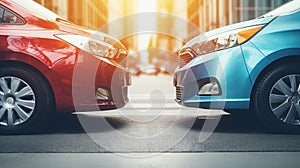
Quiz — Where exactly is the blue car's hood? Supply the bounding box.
[185,16,276,47]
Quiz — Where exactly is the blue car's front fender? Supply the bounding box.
[245,10,300,94]
[175,46,252,109]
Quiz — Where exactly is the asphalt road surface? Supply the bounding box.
[1,75,300,167]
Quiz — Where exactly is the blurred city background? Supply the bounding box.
[34,0,290,74]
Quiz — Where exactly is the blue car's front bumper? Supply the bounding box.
[174,45,261,110]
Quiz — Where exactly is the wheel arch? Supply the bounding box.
[0,60,57,112]
[250,55,300,108]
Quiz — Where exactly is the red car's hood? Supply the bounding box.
[52,21,124,48]
[52,21,92,37]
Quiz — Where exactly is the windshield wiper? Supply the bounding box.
[258,14,274,19]
[55,18,73,24]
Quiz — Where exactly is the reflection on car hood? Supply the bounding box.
[185,16,276,48]
[53,21,123,47]
[53,21,92,37]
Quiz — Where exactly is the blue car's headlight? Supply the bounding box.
[56,34,118,59]
[190,25,265,56]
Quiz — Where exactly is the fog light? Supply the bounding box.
[198,82,221,96]
[96,88,111,101]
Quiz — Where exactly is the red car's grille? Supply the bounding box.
[122,87,128,102]
[117,49,128,68]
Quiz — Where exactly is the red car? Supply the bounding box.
[0,0,131,133]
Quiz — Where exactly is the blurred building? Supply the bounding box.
[187,0,291,33]
[34,0,108,29]
[34,0,291,43]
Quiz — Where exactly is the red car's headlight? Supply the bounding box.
[56,34,118,59]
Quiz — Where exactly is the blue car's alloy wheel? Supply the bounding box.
[269,75,300,126]
[253,63,300,133]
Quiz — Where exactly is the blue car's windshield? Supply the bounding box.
[262,0,300,17]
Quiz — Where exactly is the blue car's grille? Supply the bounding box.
[178,51,194,68]
[176,86,183,101]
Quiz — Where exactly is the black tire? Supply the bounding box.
[0,65,54,134]
[252,64,300,133]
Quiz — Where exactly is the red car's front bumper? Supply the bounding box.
[44,49,131,113]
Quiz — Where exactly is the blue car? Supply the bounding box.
[174,0,300,133]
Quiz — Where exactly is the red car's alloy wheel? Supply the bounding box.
[0,65,54,134]
[0,76,36,126]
